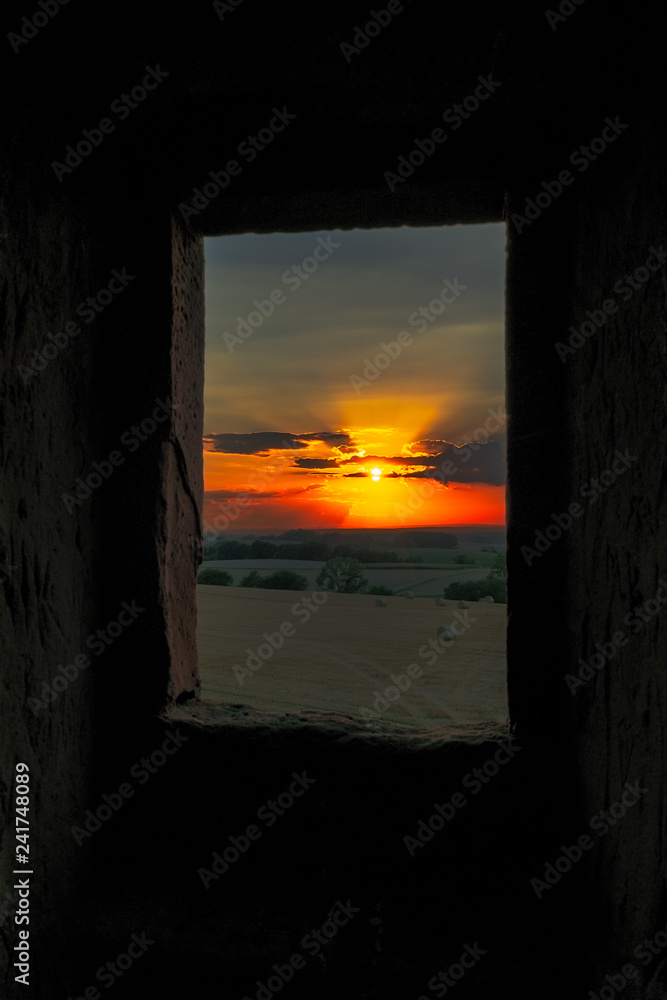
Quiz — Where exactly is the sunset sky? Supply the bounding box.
[203,224,506,533]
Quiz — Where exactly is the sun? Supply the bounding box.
[371,467,382,482]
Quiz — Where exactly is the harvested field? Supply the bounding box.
[196,585,508,739]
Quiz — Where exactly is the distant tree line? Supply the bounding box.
[393,531,458,549]
[202,538,411,563]
[202,530,459,563]
[239,569,308,591]
[197,567,311,590]
[270,528,458,549]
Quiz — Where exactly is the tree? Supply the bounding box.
[262,570,309,591]
[444,571,506,604]
[249,539,278,558]
[453,553,475,565]
[241,569,308,590]
[367,585,394,596]
[292,540,331,560]
[316,556,368,594]
[489,550,506,581]
[197,568,234,586]
[218,539,247,558]
[444,580,484,602]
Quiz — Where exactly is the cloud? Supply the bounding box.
[203,225,506,448]
[204,483,324,503]
[203,431,353,454]
[205,488,283,501]
[342,440,505,486]
[297,432,352,447]
[292,457,342,469]
[407,439,459,456]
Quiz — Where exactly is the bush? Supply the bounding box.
[444,573,506,603]
[316,556,368,594]
[367,585,394,596]
[240,569,308,590]
[198,568,234,586]
[262,570,309,591]
[453,553,475,565]
[444,580,485,601]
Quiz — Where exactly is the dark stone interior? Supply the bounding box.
[2,3,665,997]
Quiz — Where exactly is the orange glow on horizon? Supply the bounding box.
[203,414,505,531]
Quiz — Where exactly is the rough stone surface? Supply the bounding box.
[1,3,665,996]
[0,152,99,995]
[506,118,667,984]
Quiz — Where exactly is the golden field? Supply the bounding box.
[196,585,508,738]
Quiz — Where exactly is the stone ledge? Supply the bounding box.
[163,702,511,751]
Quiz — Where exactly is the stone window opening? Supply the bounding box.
[189,218,508,742]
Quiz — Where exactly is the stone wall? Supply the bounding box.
[0,154,204,999]
[2,3,666,996]
[0,146,100,997]
[507,113,667,990]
